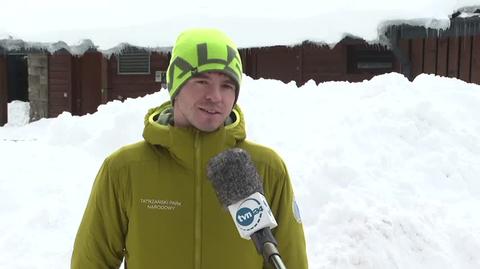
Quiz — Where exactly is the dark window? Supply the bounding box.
[347,45,394,74]
[118,49,150,74]
[7,54,29,102]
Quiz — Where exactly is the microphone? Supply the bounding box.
[207,148,287,269]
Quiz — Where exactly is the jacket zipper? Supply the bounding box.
[194,131,202,269]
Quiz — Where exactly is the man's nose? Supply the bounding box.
[204,84,222,101]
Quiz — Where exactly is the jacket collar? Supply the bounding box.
[142,101,246,169]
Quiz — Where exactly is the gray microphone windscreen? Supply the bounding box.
[207,148,264,207]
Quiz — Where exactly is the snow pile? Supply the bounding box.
[6,101,30,127]
[1,73,480,268]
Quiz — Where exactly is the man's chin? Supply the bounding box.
[194,121,224,133]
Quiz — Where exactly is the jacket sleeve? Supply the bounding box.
[71,157,128,269]
[265,160,309,269]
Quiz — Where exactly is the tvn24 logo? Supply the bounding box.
[235,198,264,231]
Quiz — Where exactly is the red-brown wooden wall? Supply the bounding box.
[471,36,480,84]
[48,52,74,117]
[71,52,103,115]
[242,34,480,86]
[404,35,480,84]
[302,43,347,83]
[107,52,168,101]
[49,51,104,117]
[243,46,302,85]
[242,41,395,86]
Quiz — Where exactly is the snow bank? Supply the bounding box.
[1,73,480,268]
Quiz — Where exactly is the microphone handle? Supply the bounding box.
[250,228,288,269]
[264,242,287,269]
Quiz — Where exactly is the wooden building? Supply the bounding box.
[385,13,480,84]
[0,11,479,125]
[0,48,170,125]
[243,12,480,85]
[46,48,169,117]
[241,39,396,86]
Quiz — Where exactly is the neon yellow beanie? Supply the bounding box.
[167,28,243,101]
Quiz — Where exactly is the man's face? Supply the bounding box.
[173,72,237,132]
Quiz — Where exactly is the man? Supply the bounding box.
[71,28,308,269]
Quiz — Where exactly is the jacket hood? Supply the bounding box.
[142,101,246,167]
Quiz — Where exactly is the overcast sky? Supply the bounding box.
[1,0,478,50]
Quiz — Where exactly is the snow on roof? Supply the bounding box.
[0,0,479,54]
[455,5,480,18]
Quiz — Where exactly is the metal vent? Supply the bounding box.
[347,45,394,74]
[118,51,150,74]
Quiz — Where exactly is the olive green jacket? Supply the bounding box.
[71,101,308,269]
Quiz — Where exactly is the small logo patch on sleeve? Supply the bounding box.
[292,198,302,224]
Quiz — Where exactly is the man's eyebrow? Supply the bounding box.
[222,77,236,84]
[192,73,235,84]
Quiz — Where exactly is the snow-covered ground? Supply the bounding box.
[1,73,479,268]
